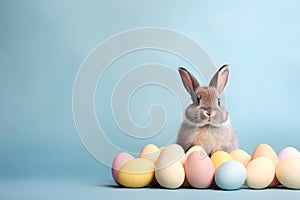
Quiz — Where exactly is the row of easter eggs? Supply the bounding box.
[112,143,300,190]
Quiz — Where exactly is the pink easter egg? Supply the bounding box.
[278,147,300,161]
[184,150,215,188]
[111,152,134,185]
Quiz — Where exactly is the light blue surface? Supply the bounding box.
[0,179,299,200]
[1,0,300,199]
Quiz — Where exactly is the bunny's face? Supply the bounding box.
[178,65,230,128]
[185,86,228,127]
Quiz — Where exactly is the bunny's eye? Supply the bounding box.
[218,98,221,106]
[197,95,201,105]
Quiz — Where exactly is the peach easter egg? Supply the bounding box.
[276,158,300,189]
[246,157,275,189]
[251,144,279,166]
[230,149,251,167]
[251,144,279,187]
[139,144,161,164]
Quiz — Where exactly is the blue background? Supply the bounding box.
[1,1,300,198]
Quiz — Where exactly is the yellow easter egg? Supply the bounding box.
[246,157,275,189]
[276,158,300,189]
[118,158,155,188]
[211,151,233,170]
[139,144,161,164]
[230,149,251,167]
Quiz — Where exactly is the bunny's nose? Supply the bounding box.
[205,111,211,117]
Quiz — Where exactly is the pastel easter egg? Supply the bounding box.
[276,158,300,189]
[230,149,251,167]
[278,147,300,161]
[156,144,185,169]
[139,144,161,164]
[214,160,246,190]
[246,157,275,189]
[159,146,166,151]
[155,144,185,189]
[185,150,215,188]
[251,144,279,166]
[155,161,185,189]
[186,145,206,156]
[111,152,134,185]
[118,158,155,188]
[251,144,279,187]
[211,151,233,170]
[183,145,206,164]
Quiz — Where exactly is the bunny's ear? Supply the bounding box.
[209,65,230,94]
[178,67,200,96]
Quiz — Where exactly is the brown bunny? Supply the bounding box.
[176,65,238,155]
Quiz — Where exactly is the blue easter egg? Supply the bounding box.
[214,160,246,190]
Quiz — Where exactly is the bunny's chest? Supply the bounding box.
[191,126,228,154]
[192,126,223,142]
